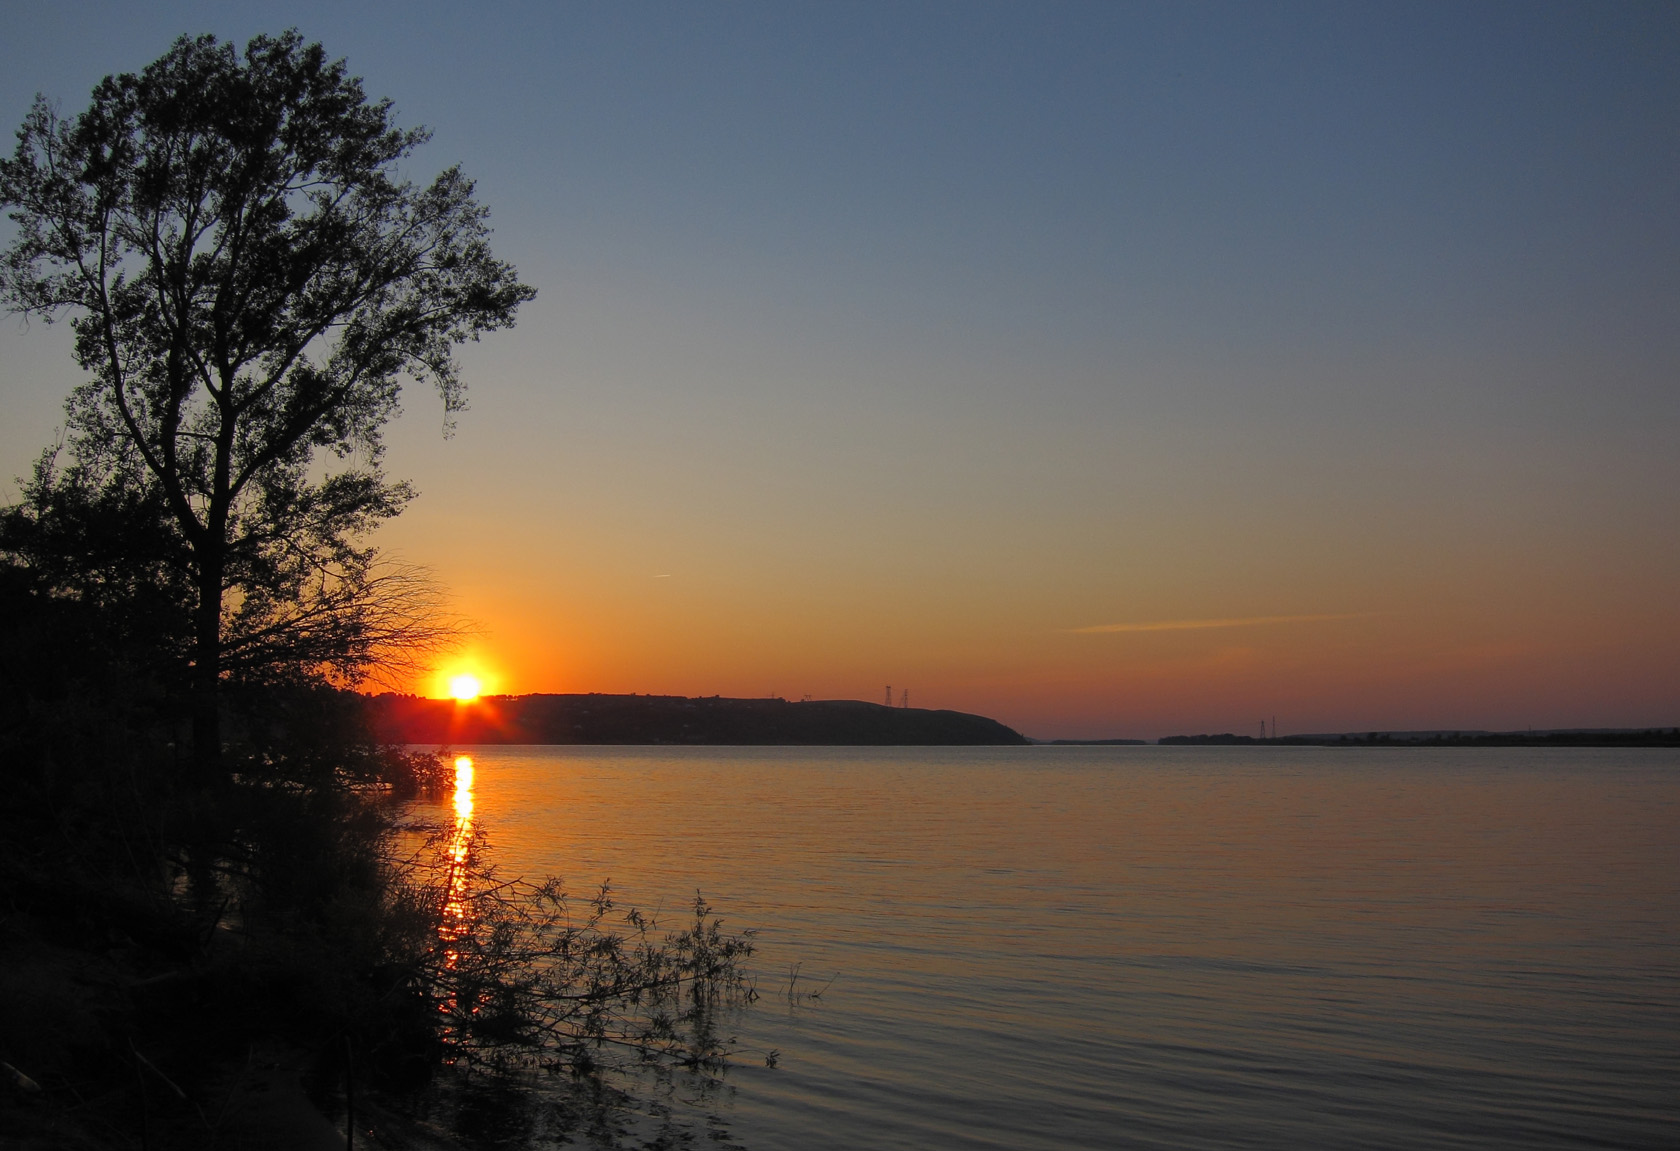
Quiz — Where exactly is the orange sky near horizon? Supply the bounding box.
[382,387,1678,739]
[410,593,1679,740]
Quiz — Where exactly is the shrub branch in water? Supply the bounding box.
[415,834,757,1080]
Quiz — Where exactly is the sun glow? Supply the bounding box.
[449,674,482,702]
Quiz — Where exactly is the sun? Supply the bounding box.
[449,674,482,702]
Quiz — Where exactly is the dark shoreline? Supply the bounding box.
[1158,728,1680,748]
[370,695,1680,750]
[368,692,1030,746]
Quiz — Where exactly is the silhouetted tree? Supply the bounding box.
[0,31,534,778]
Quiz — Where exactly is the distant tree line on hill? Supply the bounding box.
[370,693,1030,746]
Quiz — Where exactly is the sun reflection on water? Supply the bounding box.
[442,754,475,963]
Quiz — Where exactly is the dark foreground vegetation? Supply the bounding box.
[370,693,1029,746]
[0,600,758,1147]
[1,30,757,1148]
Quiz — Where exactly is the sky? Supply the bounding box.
[2,1,1677,739]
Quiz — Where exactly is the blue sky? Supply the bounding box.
[3,2,1677,736]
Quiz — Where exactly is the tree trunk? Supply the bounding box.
[191,548,224,784]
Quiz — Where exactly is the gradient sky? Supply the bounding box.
[3,2,1677,738]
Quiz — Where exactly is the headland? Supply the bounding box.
[368,692,1030,746]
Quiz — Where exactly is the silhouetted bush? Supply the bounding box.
[0,563,757,1148]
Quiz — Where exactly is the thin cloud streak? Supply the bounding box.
[1069,613,1374,635]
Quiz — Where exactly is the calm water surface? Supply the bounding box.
[417,745,1679,1149]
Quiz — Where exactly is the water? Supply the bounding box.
[414,745,1680,1149]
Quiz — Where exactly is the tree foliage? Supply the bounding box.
[0,30,534,766]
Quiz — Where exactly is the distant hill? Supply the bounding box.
[367,693,1030,746]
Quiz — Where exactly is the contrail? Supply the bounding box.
[1068,613,1372,634]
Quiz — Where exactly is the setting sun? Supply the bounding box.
[449,674,482,701]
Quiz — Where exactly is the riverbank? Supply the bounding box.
[1159,727,1680,746]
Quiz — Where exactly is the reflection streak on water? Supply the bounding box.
[441,754,475,964]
